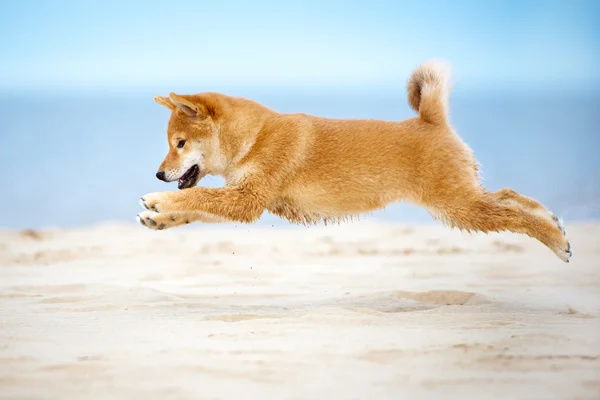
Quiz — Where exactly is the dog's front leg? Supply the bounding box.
[137,209,232,230]
[140,186,267,225]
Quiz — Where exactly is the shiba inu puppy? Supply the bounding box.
[138,60,571,262]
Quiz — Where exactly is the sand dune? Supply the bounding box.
[1,221,599,399]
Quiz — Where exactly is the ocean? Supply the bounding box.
[1,85,598,229]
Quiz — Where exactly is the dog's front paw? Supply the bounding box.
[136,210,179,230]
[140,192,176,213]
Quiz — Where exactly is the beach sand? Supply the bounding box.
[1,221,599,399]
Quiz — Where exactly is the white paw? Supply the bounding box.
[552,241,572,263]
[137,210,170,230]
[140,192,170,213]
[550,213,571,263]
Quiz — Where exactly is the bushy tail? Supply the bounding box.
[407,60,453,125]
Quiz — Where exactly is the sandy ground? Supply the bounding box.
[0,220,599,400]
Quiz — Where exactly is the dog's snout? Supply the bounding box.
[156,171,167,181]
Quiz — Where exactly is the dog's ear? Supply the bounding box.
[168,93,199,117]
[169,93,220,119]
[154,95,176,111]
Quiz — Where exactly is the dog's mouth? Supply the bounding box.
[178,164,201,190]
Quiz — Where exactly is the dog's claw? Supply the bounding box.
[551,214,566,235]
[145,217,157,226]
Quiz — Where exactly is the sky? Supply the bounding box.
[0,0,598,91]
[0,0,598,229]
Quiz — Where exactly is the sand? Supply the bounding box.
[0,220,599,400]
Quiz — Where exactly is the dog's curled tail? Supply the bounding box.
[407,60,453,125]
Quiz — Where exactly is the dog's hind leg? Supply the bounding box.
[492,187,566,235]
[432,189,571,262]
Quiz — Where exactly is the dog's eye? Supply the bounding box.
[177,140,186,148]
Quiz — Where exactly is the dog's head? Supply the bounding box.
[153,93,229,189]
[154,92,269,189]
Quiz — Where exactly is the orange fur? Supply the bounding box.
[137,60,571,262]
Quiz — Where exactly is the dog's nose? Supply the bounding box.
[156,171,167,181]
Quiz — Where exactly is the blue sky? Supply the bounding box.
[0,0,598,90]
[0,1,598,228]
